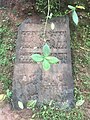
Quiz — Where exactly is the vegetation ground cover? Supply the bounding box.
[0,0,90,119]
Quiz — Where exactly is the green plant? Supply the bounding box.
[27,100,37,110]
[31,43,59,71]
[31,0,59,71]
[36,0,85,25]
[6,89,12,99]
[0,12,15,95]
[33,102,84,120]
[17,99,85,119]
[18,100,37,110]
[36,0,61,16]
[67,5,85,25]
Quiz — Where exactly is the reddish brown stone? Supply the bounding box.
[12,16,74,109]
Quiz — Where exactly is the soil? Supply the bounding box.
[0,0,90,120]
[0,1,35,119]
[0,103,33,120]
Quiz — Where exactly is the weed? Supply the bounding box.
[36,0,61,16]
[70,4,90,118]
[0,11,15,92]
[0,0,90,119]
[31,43,59,71]
[34,103,84,120]
[34,0,90,119]
[17,100,85,120]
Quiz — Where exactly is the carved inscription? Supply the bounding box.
[17,30,68,63]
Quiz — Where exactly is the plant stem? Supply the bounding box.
[65,9,73,16]
[43,0,50,42]
[65,7,77,16]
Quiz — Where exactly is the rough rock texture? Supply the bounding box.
[12,16,74,109]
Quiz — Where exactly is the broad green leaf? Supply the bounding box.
[42,59,50,71]
[76,99,85,107]
[72,10,79,25]
[27,100,37,109]
[31,54,43,62]
[43,43,51,57]
[46,56,59,64]
[76,5,85,9]
[51,22,55,30]
[18,101,24,109]
[68,5,75,10]
[0,94,6,101]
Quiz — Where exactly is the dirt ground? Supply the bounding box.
[0,13,39,120]
[0,1,90,120]
[0,102,33,120]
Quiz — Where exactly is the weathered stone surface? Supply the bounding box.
[12,16,74,109]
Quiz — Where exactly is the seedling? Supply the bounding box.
[68,5,85,25]
[31,43,59,71]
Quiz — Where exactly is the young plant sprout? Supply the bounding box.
[31,43,59,71]
[31,0,59,71]
[68,5,85,25]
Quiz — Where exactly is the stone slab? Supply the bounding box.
[12,16,74,109]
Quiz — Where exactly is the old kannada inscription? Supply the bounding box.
[12,17,74,109]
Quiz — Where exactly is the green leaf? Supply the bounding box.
[31,54,43,62]
[18,101,24,109]
[43,43,51,57]
[46,56,59,64]
[68,5,75,10]
[27,100,37,109]
[72,10,79,25]
[76,99,85,107]
[42,59,50,71]
[6,89,12,98]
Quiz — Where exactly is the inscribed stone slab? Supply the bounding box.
[12,16,74,109]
